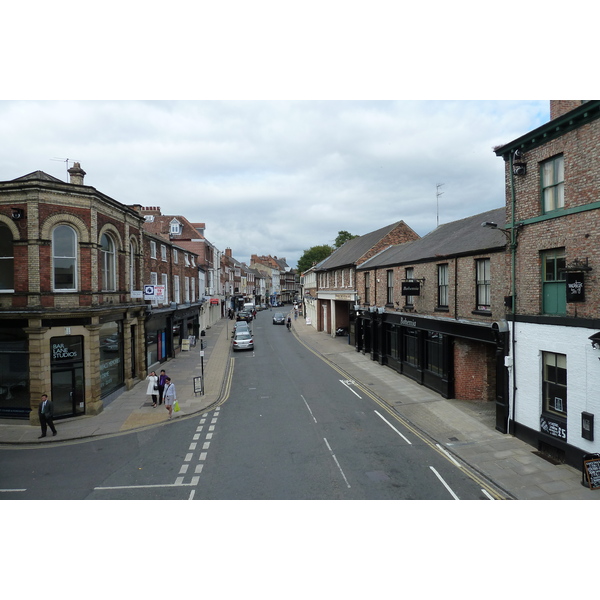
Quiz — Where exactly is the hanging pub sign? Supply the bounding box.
[401,281,421,296]
[566,272,585,302]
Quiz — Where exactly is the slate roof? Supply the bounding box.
[9,170,66,184]
[358,208,507,269]
[317,221,414,270]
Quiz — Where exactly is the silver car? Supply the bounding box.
[232,331,254,351]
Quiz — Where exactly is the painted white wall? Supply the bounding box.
[510,321,600,453]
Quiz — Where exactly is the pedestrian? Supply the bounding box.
[157,369,167,405]
[146,371,159,407]
[38,393,57,438]
[286,316,291,330]
[163,376,177,419]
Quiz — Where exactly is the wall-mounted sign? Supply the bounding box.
[402,281,421,296]
[144,285,165,300]
[566,272,585,302]
[540,414,567,441]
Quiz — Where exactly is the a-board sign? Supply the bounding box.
[193,376,203,395]
[583,456,600,490]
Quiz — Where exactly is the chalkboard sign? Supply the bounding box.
[193,376,203,395]
[583,456,600,490]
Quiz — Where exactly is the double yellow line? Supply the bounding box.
[295,333,510,500]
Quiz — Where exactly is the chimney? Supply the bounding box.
[550,100,585,120]
[225,248,232,258]
[68,162,86,185]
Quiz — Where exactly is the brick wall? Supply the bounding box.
[453,339,496,401]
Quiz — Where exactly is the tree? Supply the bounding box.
[297,244,333,274]
[334,230,358,248]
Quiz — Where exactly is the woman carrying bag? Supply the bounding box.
[146,371,159,407]
[163,377,177,419]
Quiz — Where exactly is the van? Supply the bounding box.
[243,303,255,312]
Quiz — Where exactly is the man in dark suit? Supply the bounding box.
[38,394,57,438]
[157,370,168,405]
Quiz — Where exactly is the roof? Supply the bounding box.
[317,221,416,270]
[8,170,66,184]
[358,208,507,269]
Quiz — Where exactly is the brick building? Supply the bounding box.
[494,100,600,466]
[0,165,148,422]
[314,221,419,336]
[355,208,509,419]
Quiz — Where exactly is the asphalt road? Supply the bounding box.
[0,312,495,500]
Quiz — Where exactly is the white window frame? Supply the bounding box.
[150,240,157,259]
[53,225,78,292]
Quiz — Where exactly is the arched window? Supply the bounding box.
[101,233,116,291]
[53,225,77,290]
[0,223,14,290]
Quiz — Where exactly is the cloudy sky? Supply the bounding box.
[4,2,592,271]
[0,99,548,268]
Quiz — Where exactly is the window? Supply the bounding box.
[150,240,157,259]
[437,264,448,308]
[100,233,116,291]
[542,352,567,418]
[426,332,444,375]
[185,253,190,267]
[542,249,566,315]
[170,219,181,235]
[191,277,195,302]
[129,241,137,292]
[185,277,190,303]
[161,245,167,262]
[173,249,178,264]
[386,270,394,305]
[174,275,180,304]
[405,267,414,306]
[53,225,77,290]
[364,272,371,305]
[476,258,491,311]
[404,328,419,366]
[150,272,158,306]
[162,273,168,304]
[0,223,14,290]
[541,155,564,213]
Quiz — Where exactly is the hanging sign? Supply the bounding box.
[402,281,421,296]
[566,272,585,302]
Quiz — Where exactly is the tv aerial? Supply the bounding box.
[51,157,79,181]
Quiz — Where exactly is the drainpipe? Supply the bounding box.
[508,151,518,434]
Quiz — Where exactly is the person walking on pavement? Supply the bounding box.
[163,377,177,419]
[157,369,167,405]
[38,394,57,438]
[146,371,159,407]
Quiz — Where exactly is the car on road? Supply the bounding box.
[272,312,285,325]
[232,321,251,336]
[232,331,254,351]
[237,310,253,322]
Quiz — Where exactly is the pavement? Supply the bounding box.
[1,312,598,500]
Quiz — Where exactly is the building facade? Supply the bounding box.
[0,165,148,422]
[355,209,510,428]
[494,100,600,466]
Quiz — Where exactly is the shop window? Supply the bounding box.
[404,328,419,367]
[541,155,564,213]
[99,322,123,396]
[542,351,567,418]
[476,258,491,311]
[437,264,448,308]
[53,225,77,291]
[542,248,566,315]
[0,223,14,290]
[100,233,116,291]
[425,332,444,375]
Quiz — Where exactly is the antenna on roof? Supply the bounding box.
[51,157,79,181]
[436,183,444,228]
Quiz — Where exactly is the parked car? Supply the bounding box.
[232,321,251,336]
[237,311,253,322]
[232,331,254,351]
[272,312,285,324]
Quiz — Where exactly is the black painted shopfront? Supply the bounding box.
[355,311,510,432]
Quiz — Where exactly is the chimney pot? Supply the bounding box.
[67,162,86,185]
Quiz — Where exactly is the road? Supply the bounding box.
[0,310,498,500]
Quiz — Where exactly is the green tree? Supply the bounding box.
[334,230,358,248]
[297,244,333,274]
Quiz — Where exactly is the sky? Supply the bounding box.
[0,99,549,268]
